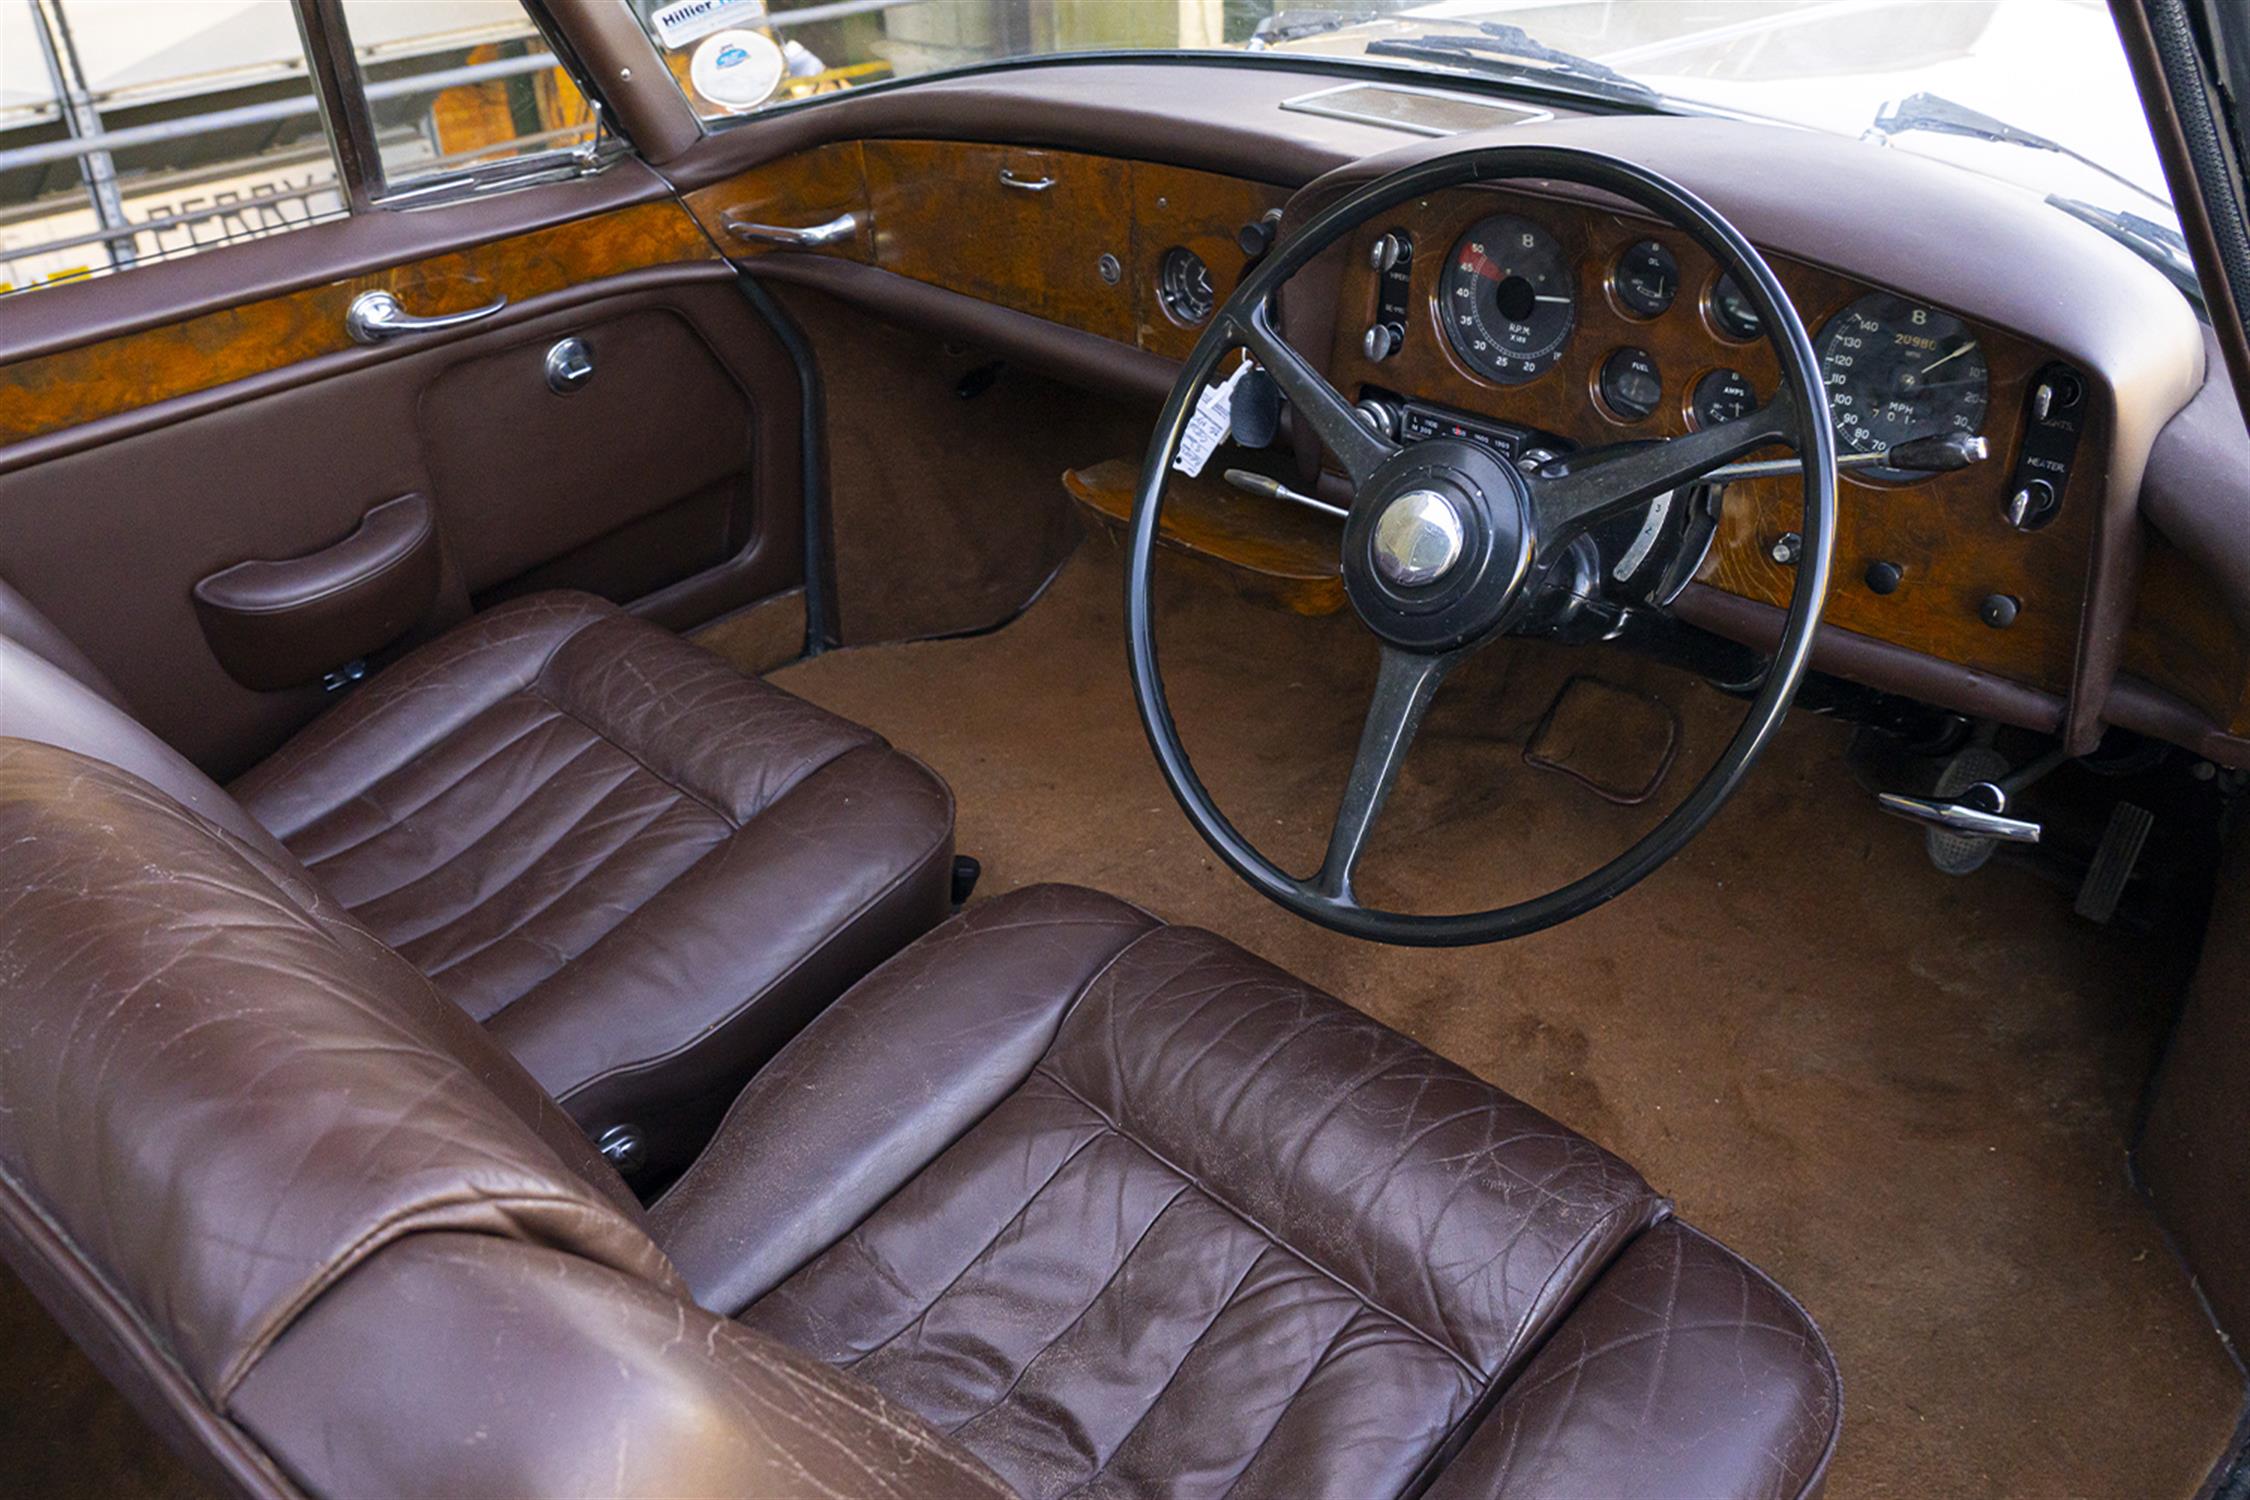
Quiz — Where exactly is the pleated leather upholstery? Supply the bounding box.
[229,591,955,1169]
[717,890,1745,1500]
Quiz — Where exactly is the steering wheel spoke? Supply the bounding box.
[1527,394,1797,546]
[1229,298,1397,488]
[1313,644,1462,902]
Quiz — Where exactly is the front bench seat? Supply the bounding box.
[0,743,1839,1499]
[0,590,954,1176]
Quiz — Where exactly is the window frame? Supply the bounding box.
[294,0,632,214]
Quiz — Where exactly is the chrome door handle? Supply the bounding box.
[998,168,1055,192]
[346,289,507,345]
[723,212,859,248]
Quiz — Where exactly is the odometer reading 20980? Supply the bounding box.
[1440,214,1576,386]
[1815,293,1989,481]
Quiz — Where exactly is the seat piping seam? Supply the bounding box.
[293,699,566,874]
[834,1121,1116,1373]
[553,778,952,1104]
[1034,1066,1483,1380]
[1046,1237,1277,1495]
[941,1174,1196,1441]
[422,787,716,995]
[343,742,637,930]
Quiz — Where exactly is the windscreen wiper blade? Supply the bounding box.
[2047,194,2204,310]
[1868,92,2169,210]
[1366,24,1658,105]
[1246,10,1379,50]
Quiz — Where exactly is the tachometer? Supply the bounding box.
[1815,293,1989,481]
[1439,214,1576,386]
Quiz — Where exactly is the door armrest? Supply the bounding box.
[193,494,441,691]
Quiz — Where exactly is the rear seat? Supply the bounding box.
[0,581,955,1179]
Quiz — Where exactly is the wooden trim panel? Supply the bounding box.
[0,200,718,448]
[685,141,1289,363]
[1322,187,2107,699]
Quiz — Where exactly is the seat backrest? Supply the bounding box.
[0,575,126,707]
[0,740,1008,1499]
[0,626,291,862]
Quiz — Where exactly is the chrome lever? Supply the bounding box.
[1221,468,1349,520]
[998,168,1055,192]
[1703,433,1990,485]
[723,212,859,249]
[346,289,507,345]
[1876,784,2041,844]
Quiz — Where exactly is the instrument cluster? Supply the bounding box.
[1409,211,1994,481]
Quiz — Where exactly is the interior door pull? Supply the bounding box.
[724,212,860,248]
[998,168,1055,192]
[347,289,508,345]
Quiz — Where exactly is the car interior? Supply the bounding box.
[3,0,2250,1496]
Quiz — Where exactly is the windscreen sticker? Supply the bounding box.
[650,0,766,50]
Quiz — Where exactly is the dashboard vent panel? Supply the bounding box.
[1279,81,1553,138]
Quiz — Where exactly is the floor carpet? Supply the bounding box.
[767,536,2245,1500]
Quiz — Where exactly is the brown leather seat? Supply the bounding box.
[0,589,955,1175]
[0,741,1839,1499]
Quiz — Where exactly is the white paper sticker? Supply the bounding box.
[1173,361,1251,479]
[650,0,765,50]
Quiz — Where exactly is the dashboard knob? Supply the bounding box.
[2004,479,2057,530]
[1978,593,2021,629]
[1236,209,1281,261]
[1769,532,1803,567]
[1354,398,1400,439]
[1865,560,1904,595]
[1363,322,1401,361]
[1369,232,1409,272]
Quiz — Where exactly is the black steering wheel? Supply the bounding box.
[1126,145,1837,946]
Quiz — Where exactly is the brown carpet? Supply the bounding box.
[769,535,2245,1500]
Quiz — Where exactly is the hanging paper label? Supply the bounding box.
[1173,361,1252,478]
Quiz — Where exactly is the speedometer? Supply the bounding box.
[1439,214,1576,386]
[1814,293,1989,481]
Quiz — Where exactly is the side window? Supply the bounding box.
[332,0,599,199]
[0,0,344,294]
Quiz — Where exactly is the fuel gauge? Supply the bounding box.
[1599,347,1663,421]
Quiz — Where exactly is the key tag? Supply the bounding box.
[1172,357,1255,478]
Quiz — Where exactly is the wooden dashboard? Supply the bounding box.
[688,139,2249,760]
[1322,188,2104,702]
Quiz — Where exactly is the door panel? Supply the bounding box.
[419,304,758,595]
[0,196,803,779]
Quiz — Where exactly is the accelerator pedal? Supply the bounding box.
[2073,802,2154,925]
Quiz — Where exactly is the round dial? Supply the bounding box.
[1599,346,1663,422]
[1157,246,1215,327]
[1692,368,1758,427]
[1439,214,1577,385]
[1707,272,1763,341]
[1611,240,1678,318]
[1814,293,1989,480]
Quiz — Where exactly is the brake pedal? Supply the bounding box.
[2074,802,2153,925]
